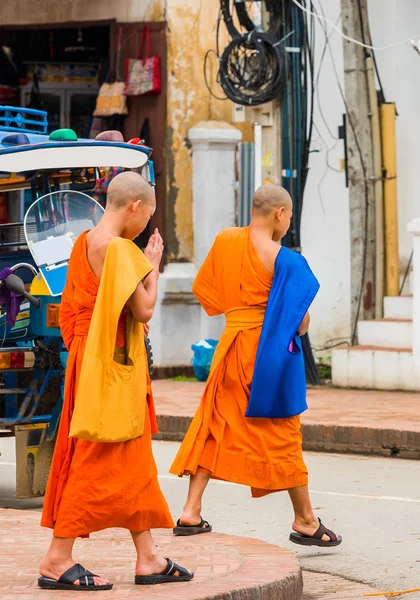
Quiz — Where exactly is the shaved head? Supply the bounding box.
[107,171,154,209]
[252,184,292,216]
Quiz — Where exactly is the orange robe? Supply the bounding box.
[41,232,173,537]
[170,227,308,497]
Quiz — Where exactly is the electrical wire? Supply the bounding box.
[314,10,342,141]
[359,0,387,102]
[203,49,228,100]
[311,337,351,351]
[311,7,345,214]
[220,0,240,39]
[399,251,413,295]
[356,0,386,101]
[203,10,229,101]
[291,0,420,51]
[218,30,288,106]
[314,1,371,345]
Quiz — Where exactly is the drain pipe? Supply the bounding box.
[366,56,384,317]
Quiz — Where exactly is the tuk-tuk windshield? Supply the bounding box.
[24,191,104,268]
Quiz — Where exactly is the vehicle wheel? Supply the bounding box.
[145,337,154,377]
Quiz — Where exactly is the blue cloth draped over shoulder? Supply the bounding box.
[246,247,320,419]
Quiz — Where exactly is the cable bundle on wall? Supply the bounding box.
[216,1,289,106]
[219,30,288,106]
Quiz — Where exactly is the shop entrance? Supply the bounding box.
[0,21,167,253]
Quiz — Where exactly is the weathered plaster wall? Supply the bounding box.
[0,0,165,25]
[1,0,250,261]
[166,0,251,260]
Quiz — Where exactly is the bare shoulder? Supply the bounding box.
[261,240,281,274]
[250,232,281,274]
[86,230,112,278]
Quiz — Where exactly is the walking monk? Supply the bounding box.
[39,172,193,591]
[170,184,341,548]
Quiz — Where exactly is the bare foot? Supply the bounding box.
[39,557,110,587]
[292,517,339,543]
[178,509,207,528]
[135,555,191,578]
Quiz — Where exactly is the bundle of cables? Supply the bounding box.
[220,0,282,39]
[215,0,289,106]
[219,30,288,106]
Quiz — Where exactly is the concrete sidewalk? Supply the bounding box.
[153,381,420,459]
[1,509,387,600]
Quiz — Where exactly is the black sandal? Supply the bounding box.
[38,563,113,591]
[135,558,194,585]
[289,518,342,547]
[173,516,212,536]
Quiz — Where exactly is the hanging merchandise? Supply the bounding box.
[125,25,161,97]
[93,27,128,117]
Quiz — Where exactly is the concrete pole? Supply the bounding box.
[188,121,242,270]
[188,120,242,340]
[341,0,376,340]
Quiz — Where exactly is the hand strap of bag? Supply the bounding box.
[137,25,151,59]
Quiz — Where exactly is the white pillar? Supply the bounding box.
[188,121,242,270]
[408,217,420,359]
[188,121,242,340]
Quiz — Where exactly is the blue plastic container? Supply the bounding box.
[191,339,218,382]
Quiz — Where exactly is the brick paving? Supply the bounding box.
[153,381,420,458]
[0,509,302,600]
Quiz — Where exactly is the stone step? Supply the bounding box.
[1,509,303,600]
[383,295,413,320]
[358,319,412,349]
[332,346,420,391]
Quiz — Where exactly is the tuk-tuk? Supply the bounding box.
[0,105,154,498]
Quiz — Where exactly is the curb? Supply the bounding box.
[1,510,303,600]
[154,415,420,459]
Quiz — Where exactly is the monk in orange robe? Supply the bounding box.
[170,184,341,548]
[39,172,193,591]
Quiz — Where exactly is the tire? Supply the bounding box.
[145,337,154,377]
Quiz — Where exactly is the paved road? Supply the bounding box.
[1,437,419,595]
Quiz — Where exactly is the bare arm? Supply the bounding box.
[128,271,159,323]
[297,312,310,336]
[128,229,163,324]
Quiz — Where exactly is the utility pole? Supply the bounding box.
[252,2,281,190]
[341,0,376,340]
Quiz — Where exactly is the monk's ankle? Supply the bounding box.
[135,554,167,576]
[293,515,318,532]
[180,508,201,525]
[39,555,74,579]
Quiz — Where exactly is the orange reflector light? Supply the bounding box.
[0,353,10,369]
[46,304,60,329]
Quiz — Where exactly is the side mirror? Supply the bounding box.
[5,274,41,309]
